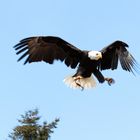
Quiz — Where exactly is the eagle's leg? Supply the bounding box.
[73,76,84,90]
[104,78,115,86]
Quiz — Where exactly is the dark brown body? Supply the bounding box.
[73,51,105,83]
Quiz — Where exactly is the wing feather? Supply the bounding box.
[14,36,83,68]
[17,51,29,62]
[16,47,28,55]
[100,40,139,74]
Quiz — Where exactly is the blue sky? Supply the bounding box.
[0,0,140,139]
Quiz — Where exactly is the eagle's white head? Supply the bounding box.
[88,51,102,60]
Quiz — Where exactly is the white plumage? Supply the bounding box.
[63,75,96,90]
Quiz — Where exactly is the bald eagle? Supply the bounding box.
[14,36,139,90]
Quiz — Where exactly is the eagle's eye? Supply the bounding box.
[96,53,99,56]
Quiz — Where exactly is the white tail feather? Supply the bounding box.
[63,75,96,90]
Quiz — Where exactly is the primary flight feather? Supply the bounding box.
[14,36,139,90]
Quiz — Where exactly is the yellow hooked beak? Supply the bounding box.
[98,52,102,59]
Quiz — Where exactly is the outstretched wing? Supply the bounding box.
[14,36,83,68]
[99,40,139,74]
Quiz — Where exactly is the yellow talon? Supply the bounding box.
[73,76,84,90]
